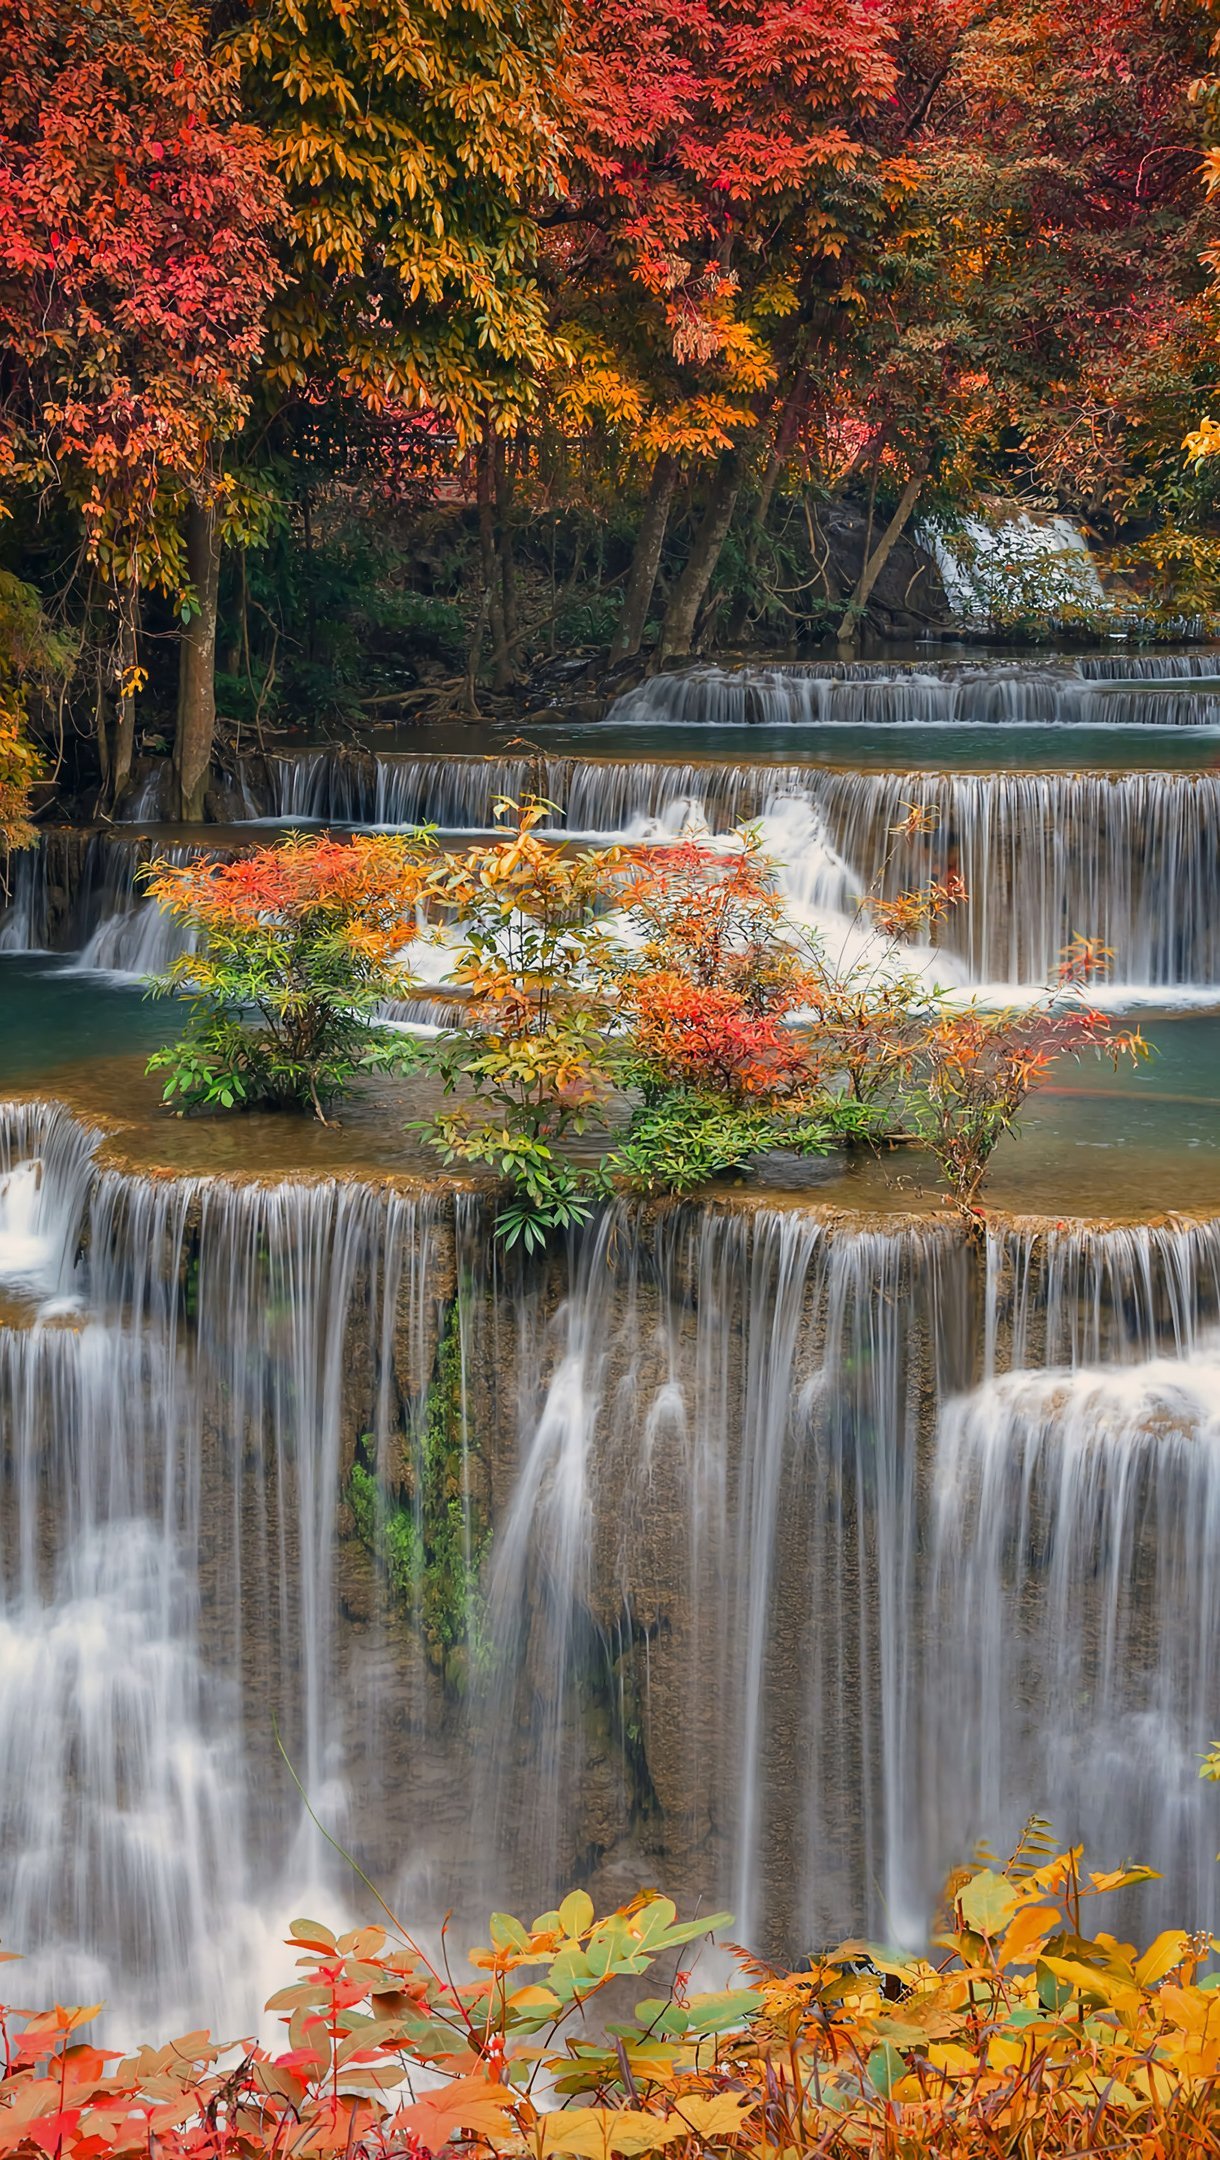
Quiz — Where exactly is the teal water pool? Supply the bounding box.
[2,956,1218,1217]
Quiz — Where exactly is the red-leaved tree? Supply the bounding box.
[0,0,284,810]
[553,0,901,660]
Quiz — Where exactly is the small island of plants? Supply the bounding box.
[143,802,1146,1240]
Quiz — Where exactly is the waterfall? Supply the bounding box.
[894,1215,1220,1940]
[0,848,49,953]
[1080,652,1220,679]
[919,1344,1220,1934]
[923,510,1107,626]
[0,834,227,976]
[266,750,763,833]
[0,835,207,970]
[984,1216,1220,1369]
[67,900,199,979]
[815,770,1220,988]
[459,1203,973,1950]
[0,1103,461,2032]
[605,656,1220,727]
[4,1090,1220,2018]
[8,760,1220,997]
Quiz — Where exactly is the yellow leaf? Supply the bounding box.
[926,2043,976,2074]
[998,1903,1058,1966]
[669,2095,755,2138]
[1040,1956,1139,2019]
[1134,1931,1190,1986]
[510,1985,562,2012]
[1159,1984,1220,2035]
[536,2106,686,2158]
[558,1890,594,1938]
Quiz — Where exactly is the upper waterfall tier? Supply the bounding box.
[253,755,1220,992]
[604,654,1220,727]
[7,753,1220,994]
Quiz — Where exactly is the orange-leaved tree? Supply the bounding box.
[605,828,881,1192]
[911,938,1149,1216]
[554,0,902,663]
[143,831,435,1119]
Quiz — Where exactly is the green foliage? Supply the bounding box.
[143,833,434,1120]
[349,1301,489,1683]
[608,1092,780,1195]
[0,570,66,848]
[608,1091,885,1196]
[349,1458,420,1595]
[553,590,621,648]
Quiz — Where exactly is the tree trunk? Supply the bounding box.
[837,469,927,646]
[110,582,138,807]
[755,367,808,533]
[476,429,511,694]
[610,453,677,663]
[494,433,519,656]
[174,493,220,820]
[220,546,245,680]
[656,454,741,664]
[724,374,809,641]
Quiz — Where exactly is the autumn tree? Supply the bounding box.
[0,0,283,813]
[543,0,902,661]
[145,831,435,1117]
[223,0,570,705]
[851,0,1220,584]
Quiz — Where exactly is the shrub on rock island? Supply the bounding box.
[4,1840,1220,2160]
[911,938,1150,1216]
[143,832,434,1120]
[409,797,621,1252]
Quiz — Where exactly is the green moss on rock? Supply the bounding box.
[348,1299,489,1686]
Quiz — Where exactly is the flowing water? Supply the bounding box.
[10,767,1220,995]
[1,651,1219,2038]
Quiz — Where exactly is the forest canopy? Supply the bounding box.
[1,0,1219,819]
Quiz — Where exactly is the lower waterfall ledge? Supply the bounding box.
[3,1085,1220,2026]
[2,1083,1218,1233]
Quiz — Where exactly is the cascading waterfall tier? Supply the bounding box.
[6,763,1220,996]
[3,1095,1220,2029]
[0,1103,465,2034]
[605,654,1220,727]
[818,769,1220,987]
[0,831,220,972]
[260,756,1220,990]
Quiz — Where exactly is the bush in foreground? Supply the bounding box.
[8,1847,1220,2160]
